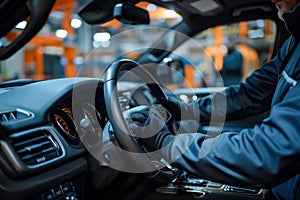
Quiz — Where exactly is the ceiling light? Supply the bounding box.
[55,29,68,39]
[185,0,224,16]
[93,32,111,42]
[165,10,178,18]
[147,4,157,12]
[15,21,27,29]
[71,19,82,29]
[190,0,220,13]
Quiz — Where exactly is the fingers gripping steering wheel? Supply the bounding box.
[104,59,169,153]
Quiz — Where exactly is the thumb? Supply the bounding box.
[130,112,149,126]
[142,111,166,137]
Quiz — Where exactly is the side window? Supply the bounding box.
[168,19,276,88]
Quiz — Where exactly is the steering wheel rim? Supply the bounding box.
[104,59,168,153]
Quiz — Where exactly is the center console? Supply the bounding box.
[146,177,264,200]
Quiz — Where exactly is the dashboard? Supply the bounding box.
[0,78,109,199]
[0,77,160,200]
[0,77,265,200]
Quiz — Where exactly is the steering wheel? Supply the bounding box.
[104,59,170,153]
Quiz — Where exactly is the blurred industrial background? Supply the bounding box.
[0,0,276,88]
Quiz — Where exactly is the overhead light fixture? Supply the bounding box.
[165,10,178,18]
[181,0,224,16]
[147,4,157,12]
[15,21,27,29]
[93,32,111,42]
[190,0,220,13]
[55,29,68,39]
[71,19,82,29]
[92,40,111,48]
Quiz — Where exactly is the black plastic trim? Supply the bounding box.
[0,158,87,200]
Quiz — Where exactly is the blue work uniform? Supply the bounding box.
[158,4,300,199]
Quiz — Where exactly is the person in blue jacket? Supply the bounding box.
[220,36,244,86]
[130,0,300,199]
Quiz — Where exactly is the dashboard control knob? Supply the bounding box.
[80,118,98,145]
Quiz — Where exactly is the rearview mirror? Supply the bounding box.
[113,3,150,25]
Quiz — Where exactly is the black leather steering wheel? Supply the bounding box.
[104,59,169,153]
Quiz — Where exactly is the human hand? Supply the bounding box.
[158,96,200,122]
[129,106,174,152]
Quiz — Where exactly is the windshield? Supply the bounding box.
[0,1,276,91]
[0,2,182,82]
[166,19,276,88]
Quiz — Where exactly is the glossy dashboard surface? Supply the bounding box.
[0,77,266,200]
[0,78,107,199]
[0,77,159,200]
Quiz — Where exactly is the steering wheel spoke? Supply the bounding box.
[104,59,169,152]
[103,59,184,179]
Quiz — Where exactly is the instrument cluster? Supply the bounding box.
[52,102,106,146]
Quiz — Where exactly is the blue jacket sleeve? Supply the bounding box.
[158,39,300,188]
[161,82,300,188]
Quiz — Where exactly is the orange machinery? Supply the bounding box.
[23,0,77,80]
[183,20,274,88]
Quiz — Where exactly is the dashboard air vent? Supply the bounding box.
[0,109,32,124]
[11,130,62,165]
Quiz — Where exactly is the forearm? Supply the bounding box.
[160,85,300,188]
[198,63,280,123]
